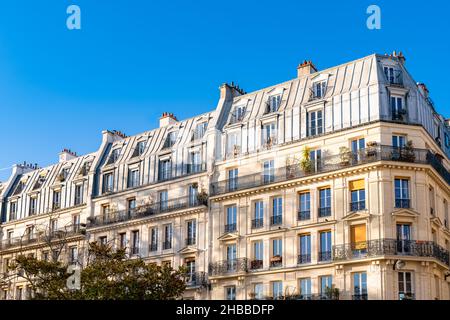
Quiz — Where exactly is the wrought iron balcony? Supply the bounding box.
[185,271,208,288]
[286,293,339,300]
[249,259,263,270]
[352,293,368,300]
[318,251,332,262]
[350,201,366,212]
[318,207,331,217]
[251,218,264,229]
[270,215,282,226]
[158,163,207,182]
[298,210,310,221]
[269,256,282,268]
[87,195,207,228]
[297,254,311,264]
[224,223,237,233]
[149,243,158,252]
[210,145,450,196]
[395,199,410,209]
[209,258,248,276]
[332,239,450,266]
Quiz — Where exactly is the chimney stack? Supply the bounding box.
[297,60,317,78]
[59,149,77,163]
[159,112,178,128]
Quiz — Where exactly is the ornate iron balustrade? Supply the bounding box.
[251,218,264,229]
[185,271,208,288]
[224,223,237,233]
[87,196,207,228]
[0,224,83,251]
[270,215,282,226]
[210,146,450,196]
[149,243,158,252]
[298,254,311,264]
[249,259,263,270]
[350,201,366,212]
[285,293,339,300]
[395,198,411,209]
[318,207,331,217]
[332,239,450,266]
[352,293,368,300]
[209,258,248,276]
[298,210,310,221]
[158,163,207,182]
[318,251,332,262]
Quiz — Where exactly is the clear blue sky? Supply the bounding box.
[0,0,449,181]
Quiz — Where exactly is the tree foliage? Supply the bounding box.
[2,242,187,300]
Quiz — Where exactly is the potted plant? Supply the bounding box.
[300,146,313,173]
[248,292,256,300]
[365,141,378,158]
[339,146,352,166]
[196,191,209,205]
[325,285,340,300]
[401,140,416,162]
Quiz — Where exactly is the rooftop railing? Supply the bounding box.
[210,145,450,196]
[87,196,207,229]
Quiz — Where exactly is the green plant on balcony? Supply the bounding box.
[365,141,378,158]
[248,292,256,300]
[196,191,208,204]
[300,147,313,173]
[400,140,416,162]
[325,285,340,300]
[339,146,352,166]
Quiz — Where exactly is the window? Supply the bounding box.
[9,202,17,221]
[394,178,410,208]
[271,238,282,267]
[253,201,264,228]
[52,190,61,210]
[251,241,263,270]
[398,272,414,300]
[271,197,282,225]
[353,272,368,300]
[99,236,107,246]
[7,230,14,244]
[128,169,139,188]
[102,172,114,193]
[192,122,208,140]
[391,96,406,120]
[226,244,237,270]
[299,234,311,264]
[25,286,32,300]
[74,184,83,205]
[272,281,283,300]
[25,226,34,241]
[163,224,172,250]
[127,198,136,215]
[186,220,196,245]
[185,259,196,282]
[392,135,406,148]
[226,132,241,157]
[350,224,367,255]
[319,188,331,217]
[189,151,202,173]
[13,181,25,196]
[429,186,435,216]
[309,149,322,172]
[396,224,411,254]
[29,197,37,216]
[42,252,49,262]
[266,95,281,113]
[226,286,236,300]
[300,278,312,299]
[159,190,168,211]
[50,219,58,235]
[3,258,10,273]
[131,230,140,254]
[52,249,59,262]
[188,184,198,206]
[444,199,449,229]
[312,81,327,99]
[228,168,238,191]
[319,231,332,262]
[132,141,146,157]
[158,159,172,181]
[320,276,333,298]
[107,148,121,165]
[350,180,366,211]
[119,233,127,249]
[351,138,365,161]
[225,205,237,233]
[230,106,246,124]
[69,247,78,265]
[150,228,158,251]
[16,287,23,300]
[384,66,402,85]
[263,160,275,184]
[262,123,277,146]
[307,110,323,137]
[254,283,264,300]
[298,192,311,221]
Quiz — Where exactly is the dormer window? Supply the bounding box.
[57,168,69,182]
[262,122,277,148]
[192,122,208,141]
[106,148,121,165]
[158,159,172,181]
[311,81,327,100]
[163,131,177,149]
[33,176,45,190]
[391,96,406,121]
[12,181,25,196]
[230,106,246,124]
[132,141,146,157]
[384,66,403,86]
[265,95,281,114]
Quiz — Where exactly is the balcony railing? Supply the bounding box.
[149,243,158,252]
[270,215,282,226]
[163,241,172,250]
[333,239,450,266]
[252,218,264,229]
[185,271,208,287]
[186,237,196,246]
[385,70,403,86]
[350,201,366,212]
[209,258,248,276]
[249,259,263,270]
[398,292,415,300]
[210,146,450,196]
[286,293,339,300]
[318,207,331,217]
[298,210,310,221]
[158,163,206,182]
[87,196,207,228]
[395,199,411,209]
[297,254,311,264]
[352,293,368,300]
[318,251,332,262]
[224,223,237,233]
[0,224,83,251]
[270,256,282,268]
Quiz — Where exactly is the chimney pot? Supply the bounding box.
[297,60,317,78]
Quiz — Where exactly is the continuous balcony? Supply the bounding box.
[210,146,450,196]
[333,239,450,266]
[185,271,208,288]
[87,196,207,229]
[208,258,248,276]
[157,163,207,183]
[297,210,310,221]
